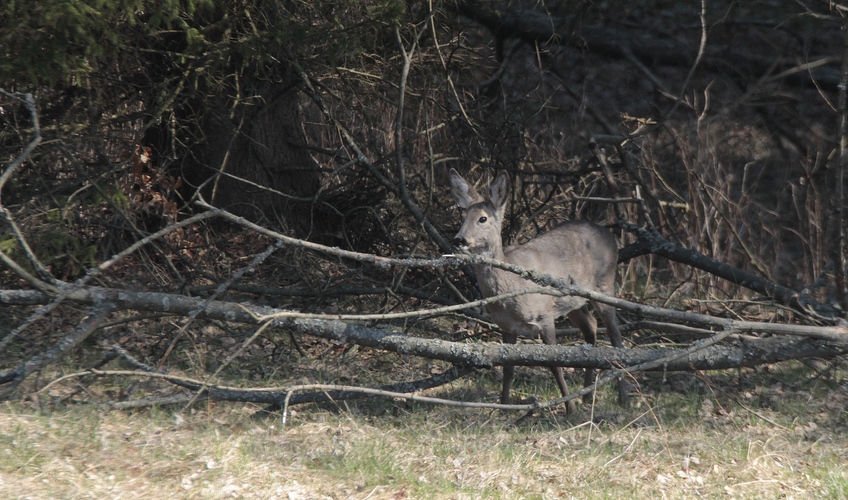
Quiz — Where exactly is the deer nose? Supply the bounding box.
[453,236,467,247]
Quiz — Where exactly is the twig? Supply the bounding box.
[38,368,518,413]
[0,304,115,397]
[252,286,568,322]
[279,383,535,425]
[0,90,41,193]
[156,239,282,369]
[62,370,541,410]
[0,208,58,286]
[531,328,738,414]
[589,139,628,223]
[182,319,275,411]
[108,344,157,372]
[0,210,217,352]
[102,345,478,410]
[0,247,58,295]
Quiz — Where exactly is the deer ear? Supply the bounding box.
[489,170,511,215]
[449,169,482,209]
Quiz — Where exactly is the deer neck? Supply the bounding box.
[472,232,511,296]
[470,227,506,261]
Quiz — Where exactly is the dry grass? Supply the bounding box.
[2,361,847,499]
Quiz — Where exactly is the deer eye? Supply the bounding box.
[478,216,488,223]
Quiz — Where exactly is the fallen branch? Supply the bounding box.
[3,201,847,400]
[39,365,479,410]
[2,285,846,382]
[198,200,844,325]
[618,223,840,319]
[33,325,831,416]
[0,304,115,397]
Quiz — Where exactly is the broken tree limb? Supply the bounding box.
[196,198,840,323]
[41,364,477,409]
[0,303,115,397]
[446,0,840,90]
[2,285,845,384]
[2,220,846,399]
[617,223,841,319]
[3,281,846,343]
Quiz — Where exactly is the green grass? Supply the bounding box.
[1,361,847,499]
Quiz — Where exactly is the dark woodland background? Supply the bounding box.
[2,0,848,400]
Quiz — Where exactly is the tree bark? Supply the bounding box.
[182,78,321,233]
[2,285,846,398]
[0,304,114,396]
[446,0,839,89]
[832,20,848,311]
[618,224,841,318]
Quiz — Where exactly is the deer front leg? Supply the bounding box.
[539,321,577,414]
[500,331,517,404]
[567,308,599,404]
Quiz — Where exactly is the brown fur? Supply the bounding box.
[449,169,625,406]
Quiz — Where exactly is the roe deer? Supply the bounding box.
[449,168,625,406]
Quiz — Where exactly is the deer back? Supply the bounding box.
[485,221,618,326]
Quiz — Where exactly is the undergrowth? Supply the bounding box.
[2,359,847,499]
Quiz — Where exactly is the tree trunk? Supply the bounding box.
[185,74,320,234]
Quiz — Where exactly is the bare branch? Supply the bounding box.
[0,246,58,294]
[199,199,837,322]
[0,210,217,352]
[2,284,845,377]
[446,0,840,89]
[0,304,115,397]
[0,208,58,286]
[43,365,479,411]
[0,90,41,194]
[617,223,840,319]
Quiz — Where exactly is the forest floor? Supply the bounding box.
[2,354,847,499]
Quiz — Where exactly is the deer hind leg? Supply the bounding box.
[567,307,598,404]
[592,300,629,407]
